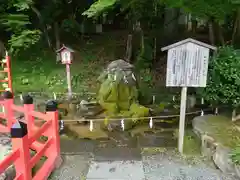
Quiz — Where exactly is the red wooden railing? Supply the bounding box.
[0,51,13,131]
[0,51,13,93]
[0,91,62,180]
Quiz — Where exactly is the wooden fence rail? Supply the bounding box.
[0,91,62,180]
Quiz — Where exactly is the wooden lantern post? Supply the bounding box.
[56,45,75,99]
[161,38,216,154]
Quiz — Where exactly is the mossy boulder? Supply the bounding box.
[97,60,149,131]
[98,80,138,112]
[130,103,149,122]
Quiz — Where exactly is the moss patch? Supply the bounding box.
[174,129,201,155]
[199,116,240,148]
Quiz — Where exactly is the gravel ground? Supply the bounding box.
[52,149,238,180]
[142,151,237,180]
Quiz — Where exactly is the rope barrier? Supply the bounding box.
[61,109,210,122]
[13,108,212,123]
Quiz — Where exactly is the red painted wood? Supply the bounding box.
[0,96,61,180]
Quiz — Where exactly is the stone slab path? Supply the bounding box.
[50,150,237,180]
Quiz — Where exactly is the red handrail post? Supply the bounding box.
[23,94,34,136]
[5,51,13,94]
[11,120,32,180]
[46,100,62,168]
[3,91,14,130]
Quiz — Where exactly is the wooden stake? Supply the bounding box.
[53,92,57,100]
[66,64,72,99]
[201,98,204,116]
[121,119,124,131]
[90,120,93,131]
[173,95,175,102]
[149,117,153,128]
[178,87,187,154]
[152,95,156,104]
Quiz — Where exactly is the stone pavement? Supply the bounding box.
[0,133,11,161]
[0,133,238,180]
[50,149,237,180]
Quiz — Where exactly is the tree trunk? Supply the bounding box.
[31,6,52,49]
[192,19,197,34]
[218,24,225,45]
[0,40,5,59]
[215,22,225,45]
[125,34,132,62]
[140,29,144,51]
[232,8,240,45]
[187,14,192,31]
[208,19,215,45]
[54,22,61,63]
[153,37,157,62]
[81,20,85,40]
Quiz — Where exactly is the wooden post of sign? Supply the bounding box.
[179,87,187,153]
[66,64,72,99]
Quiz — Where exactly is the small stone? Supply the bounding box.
[109,167,116,172]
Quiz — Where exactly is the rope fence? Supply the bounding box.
[12,107,216,123]
[10,92,232,132]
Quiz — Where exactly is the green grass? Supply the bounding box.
[12,53,102,94]
[10,34,121,95]
[201,116,240,148]
[8,31,170,102]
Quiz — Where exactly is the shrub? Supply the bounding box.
[199,46,240,109]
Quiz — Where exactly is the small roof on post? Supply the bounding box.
[56,44,75,53]
[161,38,217,51]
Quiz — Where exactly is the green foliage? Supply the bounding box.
[83,0,163,27]
[231,146,240,165]
[139,69,153,85]
[121,0,162,23]
[0,14,31,31]
[0,0,41,54]
[135,38,153,69]
[61,18,81,38]
[82,0,117,18]
[8,30,41,54]
[162,0,237,22]
[200,46,240,108]
[12,0,33,11]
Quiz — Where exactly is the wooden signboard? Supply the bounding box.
[161,38,216,154]
[166,43,209,87]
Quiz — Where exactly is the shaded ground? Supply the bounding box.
[60,126,177,152]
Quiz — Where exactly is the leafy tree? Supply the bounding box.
[82,0,117,18]
[0,0,41,54]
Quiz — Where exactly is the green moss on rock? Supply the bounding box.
[97,60,150,130]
